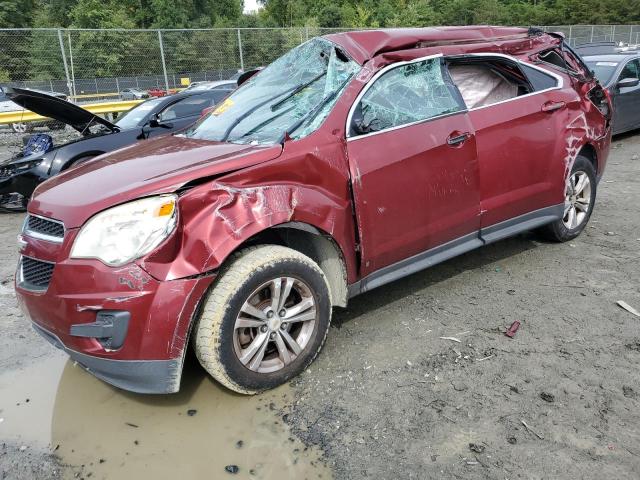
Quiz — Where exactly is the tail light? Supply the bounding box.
[587,84,611,119]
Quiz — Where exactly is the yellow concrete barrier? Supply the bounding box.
[0,99,143,125]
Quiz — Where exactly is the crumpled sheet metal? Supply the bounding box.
[140,134,359,285]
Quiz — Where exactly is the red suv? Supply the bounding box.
[16,27,611,395]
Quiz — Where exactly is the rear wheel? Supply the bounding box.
[194,245,332,394]
[541,155,597,242]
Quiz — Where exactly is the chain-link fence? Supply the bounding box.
[1,25,639,97]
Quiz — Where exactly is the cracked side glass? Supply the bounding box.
[355,58,464,134]
[185,38,360,145]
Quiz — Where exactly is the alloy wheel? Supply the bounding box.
[563,170,592,230]
[233,276,317,374]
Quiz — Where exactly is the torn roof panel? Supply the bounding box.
[325,26,560,65]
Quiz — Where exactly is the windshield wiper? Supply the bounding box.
[277,74,353,144]
[269,71,326,112]
[231,105,297,143]
[219,83,305,142]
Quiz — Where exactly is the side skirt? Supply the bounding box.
[348,204,563,298]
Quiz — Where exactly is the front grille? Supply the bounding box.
[20,256,55,290]
[24,214,65,241]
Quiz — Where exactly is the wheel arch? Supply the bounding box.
[230,222,350,307]
[61,151,104,171]
[578,143,598,175]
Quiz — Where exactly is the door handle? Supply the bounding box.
[541,101,566,112]
[447,132,471,146]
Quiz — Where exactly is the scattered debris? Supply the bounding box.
[225,465,239,474]
[507,289,516,295]
[632,154,639,160]
[439,336,461,343]
[540,392,555,403]
[125,422,139,428]
[617,300,640,318]
[476,355,494,362]
[521,419,544,440]
[469,443,485,453]
[236,440,244,449]
[187,409,197,416]
[19,445,27,451]
[605,231,616,236]
[507,436,517,444]
[623,386,636,398]
[505,321,520,338]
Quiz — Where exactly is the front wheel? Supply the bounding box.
[541,155,597,242]
[194,245,332,394]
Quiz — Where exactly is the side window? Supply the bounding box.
[158,96,211,121]
[448,59,532,109]
[351,58,464,136]
[619,59,640,80]
[520,64,558,91]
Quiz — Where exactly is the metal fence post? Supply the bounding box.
[157,30,170,91]
[590,25,594,42]
[568,25,573,44]
[57,29,72,95]
[67,31,76,96]
[237,29,245,71]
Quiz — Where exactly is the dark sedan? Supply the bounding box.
[583,52,640,135]
[0,87,235,211]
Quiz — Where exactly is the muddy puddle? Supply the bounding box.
[0,355,330,479]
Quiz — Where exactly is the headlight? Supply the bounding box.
[71,195,178,267]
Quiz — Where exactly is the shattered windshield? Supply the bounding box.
[184,38,360,145]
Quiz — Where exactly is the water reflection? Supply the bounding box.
[1,354,330,479]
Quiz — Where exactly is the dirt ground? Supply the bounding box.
[1,129,639,480]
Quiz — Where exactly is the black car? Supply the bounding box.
[582,51,640,135]
[0,86,235,211]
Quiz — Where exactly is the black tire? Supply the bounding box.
[541,155,597,242]
[0,193,28,213]
[194,245,332,394]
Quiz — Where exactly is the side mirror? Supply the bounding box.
[617,77,639,89]
[148,116,160,128]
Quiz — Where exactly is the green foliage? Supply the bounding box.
[3,0,638,84]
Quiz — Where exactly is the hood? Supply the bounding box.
[29,135,283,228]
[5,87,119,133]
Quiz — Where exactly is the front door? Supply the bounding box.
[346,56,481,277]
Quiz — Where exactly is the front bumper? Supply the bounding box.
[33,322,181,394]
[0,170,40,197]
[16,252,215,394]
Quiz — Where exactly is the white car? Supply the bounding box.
[0,86,68,133]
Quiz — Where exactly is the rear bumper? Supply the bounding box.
[33,322,181,394]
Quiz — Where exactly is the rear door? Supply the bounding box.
[346,56,481,276]
[454,57,568,229]
[612,58,640,133]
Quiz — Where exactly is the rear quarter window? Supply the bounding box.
[520,64,559,91]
